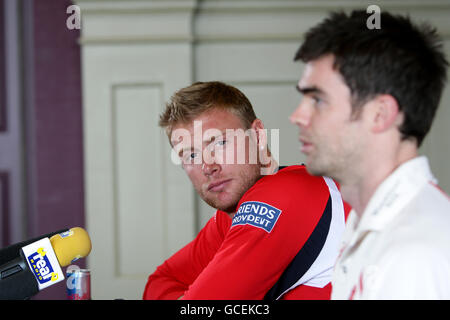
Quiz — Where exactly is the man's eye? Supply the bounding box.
[187,152,198,160]
[181,152,198,164]
[312,96,323,106]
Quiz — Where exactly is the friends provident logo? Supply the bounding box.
[231,201,282,233]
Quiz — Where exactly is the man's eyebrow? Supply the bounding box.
[296,84,325,96]
[202,131,225,144]
[174,131,226,157]
[177,146,192,157]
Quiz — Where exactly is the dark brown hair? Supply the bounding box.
[295,10,448,146]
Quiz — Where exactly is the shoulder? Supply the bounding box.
[272,165,319,181]
[396,183,450,240]
[254,165,329,193]
[421,181,450,213]
[374,239,450,296]
[237,165,333,216]
[365,241,450,299]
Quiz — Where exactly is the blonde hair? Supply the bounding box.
[159,81,257,137]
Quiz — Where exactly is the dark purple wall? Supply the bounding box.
[0,0,5,132]
[24,0,85,299]
[26,0,84,236]
[0,172,9,245]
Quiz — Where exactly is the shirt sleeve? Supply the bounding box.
[182,168,332,299]
[142,211,230,299]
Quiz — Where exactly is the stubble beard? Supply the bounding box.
[305,144,346,182]
[200,164,262,214]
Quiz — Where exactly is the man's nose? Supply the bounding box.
[290,100,311,128]
[202,150,221,176]
[202,162,221,177]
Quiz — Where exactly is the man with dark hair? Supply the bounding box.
[143,81,349,300]
[290,10,450,299]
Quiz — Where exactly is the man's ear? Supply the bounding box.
[251,118,273,167]
[250,119,266,149]
[368,94,402,133]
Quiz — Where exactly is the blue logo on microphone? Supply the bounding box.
[231,201,282,233]
[26,248,59,284]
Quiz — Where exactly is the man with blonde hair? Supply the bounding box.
[143,81,349,300]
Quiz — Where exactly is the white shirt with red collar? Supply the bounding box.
[331,156,450,299]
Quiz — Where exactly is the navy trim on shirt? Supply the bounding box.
[264,195,332,300]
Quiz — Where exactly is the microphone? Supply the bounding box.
[0,227,92,300]
[50,227,92,267]
[0,229,68,266]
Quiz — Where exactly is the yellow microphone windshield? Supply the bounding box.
[50,227,92,267]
